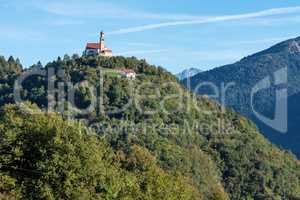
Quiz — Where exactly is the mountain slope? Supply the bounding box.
[256,91,300,157]
[183,36,300,157]
[0,55,300,199]
[176,68,202,80]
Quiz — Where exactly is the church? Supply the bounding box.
[84,31,113,57]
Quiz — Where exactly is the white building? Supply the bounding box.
[118,69,136,79]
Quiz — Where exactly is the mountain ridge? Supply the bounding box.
[183,36,300,157]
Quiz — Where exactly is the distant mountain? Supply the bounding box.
[176,68,202,80]
[183,36,300,157]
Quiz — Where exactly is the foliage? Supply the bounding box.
[0,55,299,199]
[0,103,201,200]
[183,37,300,157]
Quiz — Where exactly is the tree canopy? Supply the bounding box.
[0,55,299,199]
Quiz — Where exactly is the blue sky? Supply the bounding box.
[1,0,300,73]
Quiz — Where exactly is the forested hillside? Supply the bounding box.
[183,36,300,157]
[0,55,300,200]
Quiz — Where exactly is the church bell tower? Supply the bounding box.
[99,31,105,52]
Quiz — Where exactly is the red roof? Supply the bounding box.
[118,69,136,74]
[86,43,100,49]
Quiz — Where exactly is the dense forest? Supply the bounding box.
[182,37,300,157]
[0,55,300,200]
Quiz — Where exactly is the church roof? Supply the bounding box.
[86,44,112,52]
[86,43,100,49]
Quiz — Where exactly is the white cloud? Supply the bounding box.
[108,6,300,35]
[33,1,207,20]
[226,14,300,27]
[37,1,120,18]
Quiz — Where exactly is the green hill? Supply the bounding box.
[0,55,300,199]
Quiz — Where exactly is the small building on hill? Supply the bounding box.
[84,31,113,57]
[117,69,136,79]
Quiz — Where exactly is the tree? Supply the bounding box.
[0,104,202,200]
